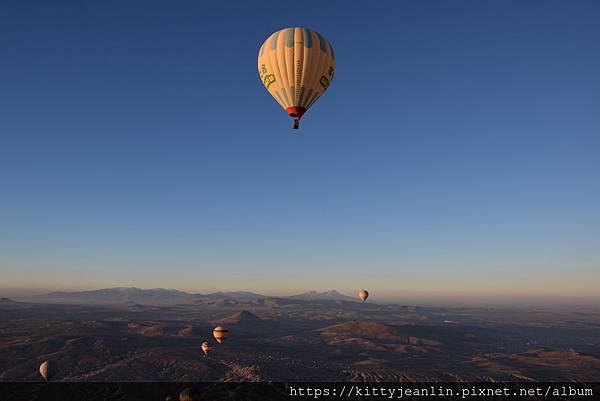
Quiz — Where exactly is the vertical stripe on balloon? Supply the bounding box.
[278,31,291,94]
[293,27,304,105]
[302,88,313,108]
[274,91,286,108]
[270,31,280,51]
[302,28,313,48]
[317,32,327,53]
[280,88,289,107]
[285,28,295,48]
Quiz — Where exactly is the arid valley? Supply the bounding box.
[1,288,599,383]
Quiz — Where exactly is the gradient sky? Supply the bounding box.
[1,1,599,303]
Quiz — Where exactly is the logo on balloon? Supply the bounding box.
[263,74,276,88]
[320,76,330,90]
[260,64,276,88]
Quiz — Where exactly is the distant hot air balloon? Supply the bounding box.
[258,27,336,129]
[213,326,229,344]
[358,289,369,303]
[179,387,200,401]
[39,361,55,381]
[201,341,213,356]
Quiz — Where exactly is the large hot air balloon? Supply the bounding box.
[213,326,229,344]
[201,341,213,356]
[39,360,55,381]
[358,289,369,303]
[258,27,336,129]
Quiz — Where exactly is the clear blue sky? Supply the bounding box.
[1,1,599,303]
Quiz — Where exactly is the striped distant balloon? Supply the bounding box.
[258,27,336,129]
[212,326,229,344]
[201,341,213,356]
[358,289,369,303]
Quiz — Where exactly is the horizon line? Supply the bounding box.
[2,285,600,308]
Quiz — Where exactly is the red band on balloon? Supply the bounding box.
[286,106,307,119]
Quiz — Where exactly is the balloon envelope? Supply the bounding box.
[358,290,369,303]
[179,387,200,401]
[213,326,229,344]
[39,361,55,381]
[258,27,336,128]
[201,341,213,356]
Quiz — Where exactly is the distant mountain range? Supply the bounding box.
[34,287,191,305]
[288,290,357,302]
[0,297,18,304]
[27,287,359,305]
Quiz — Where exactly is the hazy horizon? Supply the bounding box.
[2,284,599,308]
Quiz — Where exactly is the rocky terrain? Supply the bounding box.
[1,289,599,382]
